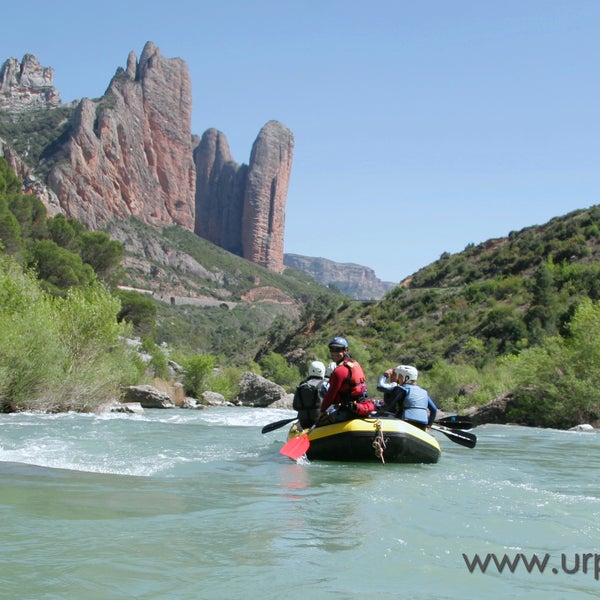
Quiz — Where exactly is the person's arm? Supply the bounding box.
[320,366,346,413]
[377,373,397,393]
[427,396,438,425]
[318,380,328,402]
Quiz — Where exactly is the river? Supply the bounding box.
[0,407,598,599]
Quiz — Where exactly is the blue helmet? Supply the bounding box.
[328,336,348,350]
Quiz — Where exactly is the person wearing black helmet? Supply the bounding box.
[319,337,372,423]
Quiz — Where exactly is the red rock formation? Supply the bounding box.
[194,121,293,273]
[193,129,246,256]
[2,44,294,274]
[242,121,293,273]
[46,42,195,231]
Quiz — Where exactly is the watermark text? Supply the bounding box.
[462,552,600,580]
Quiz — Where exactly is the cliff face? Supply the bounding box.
[193,128,246,257]
[0,54,60,112]
[46,42,196,231]
[194,121,293,273]
[284,253,396,300]
[241,121,293,273]
[0,43,292,274]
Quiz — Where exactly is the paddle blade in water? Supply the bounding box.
[280,435,310,460]
[435,415,474,430]
[430,424,477,449]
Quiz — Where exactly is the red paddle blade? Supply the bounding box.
[280,435,310,460]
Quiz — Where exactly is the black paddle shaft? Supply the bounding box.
[261,417,297,434]
[430,424,477,449]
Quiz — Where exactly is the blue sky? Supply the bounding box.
[3,1,600,282]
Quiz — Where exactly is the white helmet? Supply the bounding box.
[394,365,418,383]
[325,361,337,377]
[308,360,326,378]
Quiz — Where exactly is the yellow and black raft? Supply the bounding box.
[261,414,475,463]
[284,416,442,464]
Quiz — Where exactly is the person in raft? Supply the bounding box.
[292,360,327,429]
[318,337,375,424]
[376,365,437,430]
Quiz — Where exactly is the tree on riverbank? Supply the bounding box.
[0,258,142,412]
[507,298,600,428]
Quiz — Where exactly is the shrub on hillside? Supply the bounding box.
[0,257,142,412]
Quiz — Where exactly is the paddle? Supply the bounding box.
[435,415,474,430]
[430,424,477,449]
[261,417,297,434]
[279,424,317,460]
[280,434,311,460]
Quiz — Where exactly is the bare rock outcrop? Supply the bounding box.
[241,120,293,273]
[0,54,60,112]
[465,393,514,425]
[195,120,293,273]
[236,372,288,407]
[121,384,175,408]
[284,253,396,300]
[193,128,246,256]
[46,42,195,231]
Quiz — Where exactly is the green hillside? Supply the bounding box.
[1,146,599,426]
[274,205,600,428]
[0,156,346,411]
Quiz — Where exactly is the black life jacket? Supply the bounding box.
[293,378,323,411]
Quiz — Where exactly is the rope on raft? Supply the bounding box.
[372,419,387,464]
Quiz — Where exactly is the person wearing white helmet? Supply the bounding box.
[292,360,327,428]
[318,361,338,401]
[308,360,326,378]
[376,364,437,430]
[325,361,337,378]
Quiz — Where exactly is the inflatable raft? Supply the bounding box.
[285,416,441,464]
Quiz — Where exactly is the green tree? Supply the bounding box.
[47,213,78,249]
[77,230,124,281]
[116,289,157,337]
[525,261,560,343]
[0,158,21,195]
[8,193,47,239]
[510,299,600,428]
[0,257,140,412]
[480,305,528,354]
[26,239,96,293]
[0,196,23,254]
[182,354,217,398]
[140,337,169,379]
[259,352,301,390]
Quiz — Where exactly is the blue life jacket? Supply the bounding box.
[401,384,435,425]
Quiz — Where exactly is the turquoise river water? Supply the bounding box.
[0,407,598,600]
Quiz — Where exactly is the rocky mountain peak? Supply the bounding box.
[0,54,60,112]
[46,42,196,231]
[1,43,291,276]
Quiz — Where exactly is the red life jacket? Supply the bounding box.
[340,359,367,400]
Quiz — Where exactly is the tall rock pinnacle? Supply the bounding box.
[194,120,294,273]
[47,42,196,231]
